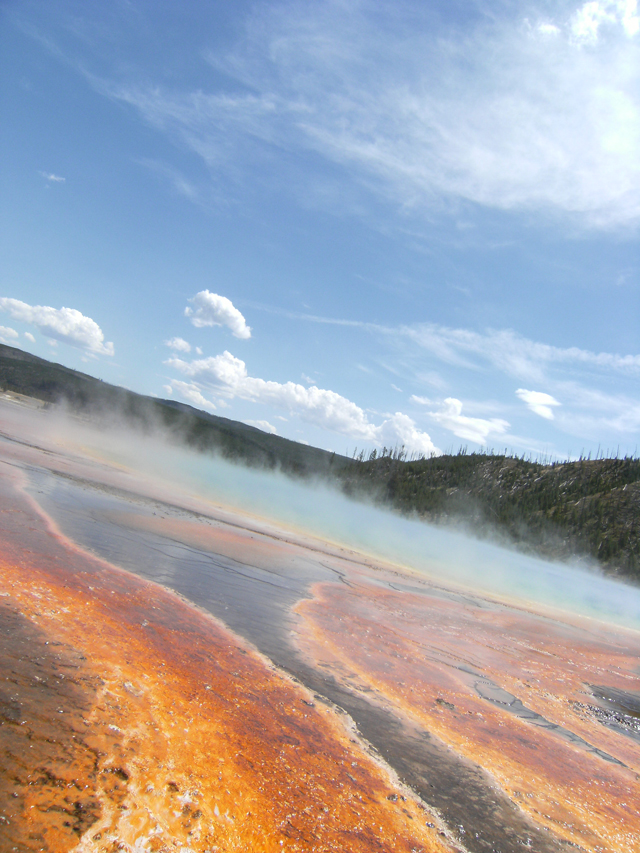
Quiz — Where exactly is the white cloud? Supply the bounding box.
[537,22,562,37]
[427,398,509,445]
[185,291,251,339]
[291,310,640,385]
[245,419,278,434]
[376,412,440,457]
[135,158,199,201]
[167,351,376,435]
[24,332,36,343]
[516,388,561,419]
[0,326,19,343]
[550,382,640,436]
[165,336,192,353]
[167,379,217,412]
[100,2,640,229]
[0,298,114,355]
[166,350,438,455]
[570,0,639,44]
[39,171,65,182]
[257,308,640,448]
[402,323,640,383]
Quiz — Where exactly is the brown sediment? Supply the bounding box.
[0,603,104,852]
[293,574,640,853]
[0,468,453,853]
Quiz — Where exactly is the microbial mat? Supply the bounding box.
[1,398,639,853]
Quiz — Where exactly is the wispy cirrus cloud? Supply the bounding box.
[399,323,640,384]
[89,0,640,229]
[135,158,199,202]
[270,306,640,384]
[552,382,640,438]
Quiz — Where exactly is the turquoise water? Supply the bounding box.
[70,424,640,633]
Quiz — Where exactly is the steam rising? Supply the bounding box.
[7,401,640,632]
[147,446,640,631]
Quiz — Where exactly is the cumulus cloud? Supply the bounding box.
[376,412,441,456]
[166,379,217,411]
[0,326,19,343]
[570,0,639,44]
[24,332,36,343]
[0,298,114,355]
[185,291,251,339]
[165,336,192,353]
[167,351,377,435]
[245,419,278,434]
[516,388,561,419]
[166,350,438,455]
[427,398,509,445]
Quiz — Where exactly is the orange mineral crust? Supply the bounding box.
[0,473,453,853]
[294,575,640,853]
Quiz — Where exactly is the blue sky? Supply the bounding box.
[1,0,639,458]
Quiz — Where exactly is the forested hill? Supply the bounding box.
[0,343,349,478]
[0,343,638,583]
[339,451,640,583]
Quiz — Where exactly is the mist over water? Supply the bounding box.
[170,449,640,631]
[23,407,640,633]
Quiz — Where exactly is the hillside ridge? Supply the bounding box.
[1,343,638,583]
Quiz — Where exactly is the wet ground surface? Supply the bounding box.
[12,470,520,852]
[21,465,640,853]
[0,603,104,852]
[1,467,451,853]
[1,406,640,852]
[582,685,640,743]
